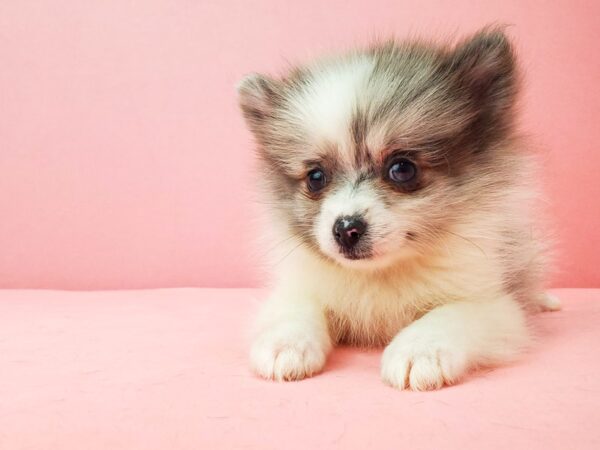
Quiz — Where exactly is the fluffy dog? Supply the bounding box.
[237,27,558,390]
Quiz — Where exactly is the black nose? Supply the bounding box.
[333,216,367,250]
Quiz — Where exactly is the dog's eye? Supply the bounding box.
[307,169,327,192]
[388,159,417,184]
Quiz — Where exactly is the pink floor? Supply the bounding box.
[1,288,598,449]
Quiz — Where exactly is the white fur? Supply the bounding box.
[538,293,561,312]
[250,214,533,389]
[381,295,528,390]
[287,57,374,148]
[250,274,332,381]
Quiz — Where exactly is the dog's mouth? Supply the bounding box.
[327,231,415,269]
[333,234,374,262]
[330,243,379,268]
[338,247,372,261]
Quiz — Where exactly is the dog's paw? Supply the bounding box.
[250,325,328,381]
[537,293,561,312]
[381,329,468,391]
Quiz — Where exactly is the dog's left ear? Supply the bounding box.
[237,73,282,138]
[447,28,518,135]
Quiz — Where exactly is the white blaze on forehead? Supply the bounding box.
[289,57,375,153]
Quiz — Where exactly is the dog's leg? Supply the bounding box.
[250,284,332,381]
[381,294,529,390]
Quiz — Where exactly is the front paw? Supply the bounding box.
[250,325,328,381]
[381,329,469,391]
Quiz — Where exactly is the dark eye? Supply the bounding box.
[307,169,327,192]
[388,159,417,184]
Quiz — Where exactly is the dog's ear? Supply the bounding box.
[237,73,282,136]
[447,28,518,139]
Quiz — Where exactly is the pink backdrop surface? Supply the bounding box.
[1,1,599,289]
[1,288,598,449]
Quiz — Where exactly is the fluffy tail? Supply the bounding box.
[537,293,561,312]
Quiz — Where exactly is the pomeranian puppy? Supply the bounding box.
[237,27,558,390]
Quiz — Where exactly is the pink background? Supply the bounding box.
[1,0,599,289]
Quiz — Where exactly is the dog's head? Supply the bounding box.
[238,28,519,269]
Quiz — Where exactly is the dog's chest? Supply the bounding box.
[320,274,432,346]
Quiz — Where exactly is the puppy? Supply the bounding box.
[237,27,558,390]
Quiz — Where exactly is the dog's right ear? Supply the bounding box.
[237,73,282,134]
